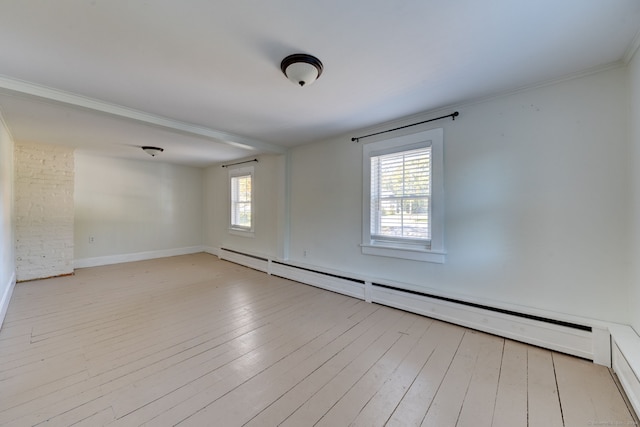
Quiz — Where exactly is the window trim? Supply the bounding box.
[228,165,255,236]
[362,128,445,263]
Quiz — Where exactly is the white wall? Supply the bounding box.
[74,154,203,263]
[0,114,15,327]
[629,48,640,333]
[14,142,74,281]
[288,66,630,323]
[203,154,285,258]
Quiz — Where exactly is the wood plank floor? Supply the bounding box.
[0,253,636,427]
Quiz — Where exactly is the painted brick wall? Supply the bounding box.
[15,142,74,281]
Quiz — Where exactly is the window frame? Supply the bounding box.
[362,127,445,263]
[228,165,255,236]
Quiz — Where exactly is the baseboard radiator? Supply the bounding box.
[217,248,610,366]
[610,325,640,417]
[270,261,366,300]
[219,248,270,273]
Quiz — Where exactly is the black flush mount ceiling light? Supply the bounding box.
[142,146,164,157]
[280,53,323,87]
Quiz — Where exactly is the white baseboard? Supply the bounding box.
[610,325,640,418]
[74,246,205,269]
[0,271,16,330]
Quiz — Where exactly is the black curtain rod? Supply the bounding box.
[221,158,258,168]
[351,111,459,142]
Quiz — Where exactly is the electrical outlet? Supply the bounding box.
[303,249,308,258]
[89,236,95,244]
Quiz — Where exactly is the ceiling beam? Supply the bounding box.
[0,74,287,154]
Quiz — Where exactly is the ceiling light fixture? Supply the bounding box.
[142,146,164,157]
[280,53,323,87]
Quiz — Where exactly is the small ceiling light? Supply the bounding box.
[281,53,323,87]
[142,146,164,157]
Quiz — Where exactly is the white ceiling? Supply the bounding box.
[1,0,639,167]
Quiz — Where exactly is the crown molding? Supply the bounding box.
[0,75,286,154]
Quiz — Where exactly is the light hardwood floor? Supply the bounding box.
[0,253,636,426]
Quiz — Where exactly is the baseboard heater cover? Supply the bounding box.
[271,261,366,284]
[371,284,596,360]
[372,283,591,332]
[610,325,640,417]
[220,248,269,262]
[213,248,601,362]
[613,342,640,418]
[270,261,365,300]
[219,248,269,273]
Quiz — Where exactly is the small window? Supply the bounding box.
[229,166,254,233]
[362,128,445,263]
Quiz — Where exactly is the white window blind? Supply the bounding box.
[230,173,252,230]
[370,146,431,244]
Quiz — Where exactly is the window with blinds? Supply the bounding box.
[230,172,252,230]
[362,127,444,263]
[370,146,431,245]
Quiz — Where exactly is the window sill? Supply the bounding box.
[229,228,255,238]
[361,243,445,263]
